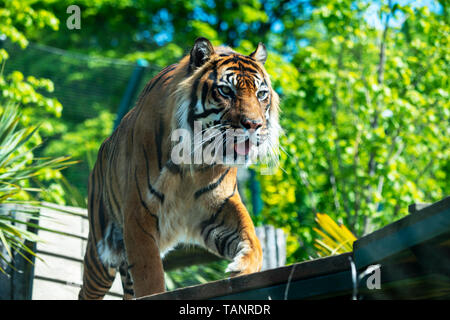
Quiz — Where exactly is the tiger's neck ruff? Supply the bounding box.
[78,38,280,300]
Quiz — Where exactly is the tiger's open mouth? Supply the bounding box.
[234,138,251,156]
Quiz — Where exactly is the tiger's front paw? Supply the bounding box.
[225,242,262,277]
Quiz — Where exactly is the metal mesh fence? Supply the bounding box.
[2,40,160,202]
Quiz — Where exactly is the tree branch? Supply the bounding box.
[363,0,393,235]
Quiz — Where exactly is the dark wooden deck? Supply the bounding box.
[141,196,450,300]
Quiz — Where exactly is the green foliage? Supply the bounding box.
[0,0,70,206]
[165,261,228,291]
[46,109,114,170]
[0,0,58,49]
[44,109,115,203]
[258,0,450,261]
[0,104,75,273]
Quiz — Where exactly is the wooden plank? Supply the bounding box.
[276,228,286,269]
[142,253,352,300]
[32,275,123,300]
[38,206,88,240]
[213,271,352,300]
[32,278,83,300]
[355,196,450,248]
[36,230,85,261]
[353,196,450,268]
[408,203,431,214]
[40,202,88,219]
[34,252,83,284]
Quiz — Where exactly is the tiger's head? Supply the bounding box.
[173,37,280,169]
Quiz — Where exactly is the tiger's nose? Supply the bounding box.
[240,117,263,130]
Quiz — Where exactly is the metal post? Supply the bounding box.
[249,168,263,216]
[114,58,148,129]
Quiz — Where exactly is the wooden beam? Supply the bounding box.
[142,253,352,300]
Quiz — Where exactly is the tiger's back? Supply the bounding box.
[79,38,280,299]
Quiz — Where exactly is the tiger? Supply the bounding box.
[78,37,281,300]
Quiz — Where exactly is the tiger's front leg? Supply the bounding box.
[123,200,165,298]
[201,188,263,276]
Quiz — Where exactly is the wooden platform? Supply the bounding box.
[141,196,450,300]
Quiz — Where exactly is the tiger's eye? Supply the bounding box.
[257,90,268,100]
[219,86,231,96]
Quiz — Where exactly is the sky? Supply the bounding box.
[364,0,443,29]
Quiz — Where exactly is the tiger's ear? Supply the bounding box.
[250,42,267,65]
[189,37,215,70]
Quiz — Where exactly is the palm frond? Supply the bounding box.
[314,213,357,257]
[0,104,75,273]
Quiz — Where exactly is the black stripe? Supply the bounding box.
[204,219,226,244]
[194,168,230,199]
[209,67,218,81]
[124,288,135,296]
[211,87,221,103]
[129,120,134,145]
[134,168,160,233]
[142,146,165,203]
[98,196,107,243]
[226,65,259,74]
[118,263,128,276]
[201,81,209,109]
[218,55,263,74]
[197,163,215,172]
[218,55,241,67]
[188,62,218,128]
[162,75,174,84]
[235,56,265,73]
[193,107,224,120]
[224,233,240,257]
[83,284,108,298]
[96,147,107,233]
[106,141,121,219]
[200,183,237,238]
[165,160,182,174]
[135,215,158,243]
[91,242,115,282]
[85,246,115,287]
[94,143,107,241]
[216,227,237,257]
[82,286,107,298]
[155,119,164,171]
[144,64,178,95]
[88,171,97,243]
